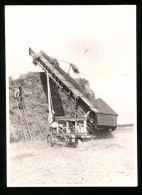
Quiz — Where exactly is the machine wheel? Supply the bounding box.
[93,116,98,130]
[64,136,69,146]
[47,134,54,147]
[76,139,82,146]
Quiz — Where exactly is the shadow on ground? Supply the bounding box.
[90,129,114,140]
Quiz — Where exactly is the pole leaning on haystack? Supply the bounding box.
[47,73,51,124]
[47,73,54,124]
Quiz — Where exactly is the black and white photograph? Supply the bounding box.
[5,5,137,186]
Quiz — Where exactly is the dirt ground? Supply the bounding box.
[8,127,137,186]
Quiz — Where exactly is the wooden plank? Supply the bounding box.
[56,132,87,136]
[55,116,87,121]
[96,98,118,115]
[96,113,117,126]
[66,121,69,133]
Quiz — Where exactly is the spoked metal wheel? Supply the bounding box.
[93,116,98,130]
[76,139,82,146]
[47,134,54,147]
[74,139,82,148]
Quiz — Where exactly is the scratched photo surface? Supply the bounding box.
[6,5,137,186]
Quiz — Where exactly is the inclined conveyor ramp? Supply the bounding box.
[29,47,118,131]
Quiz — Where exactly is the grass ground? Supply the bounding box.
[8,126,137,186]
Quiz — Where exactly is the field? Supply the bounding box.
[8,126,137,186]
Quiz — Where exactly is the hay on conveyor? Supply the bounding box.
[33,53,43,66]
[40,51,96,106]
[70,63,80,74]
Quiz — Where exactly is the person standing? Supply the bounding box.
[14,88,20,99]
[18,85,23,108]
[14,85,23,109]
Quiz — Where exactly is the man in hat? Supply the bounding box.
[14,85,23,109]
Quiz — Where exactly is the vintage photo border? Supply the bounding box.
[0,1,142,194]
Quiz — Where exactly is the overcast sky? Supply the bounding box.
[5,5,136,124]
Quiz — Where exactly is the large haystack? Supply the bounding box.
[9,72,49,142]
[9,72,86,142]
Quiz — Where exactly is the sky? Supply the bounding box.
[5,5,136,124]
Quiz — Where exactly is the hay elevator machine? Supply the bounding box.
[29,47,118,145]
